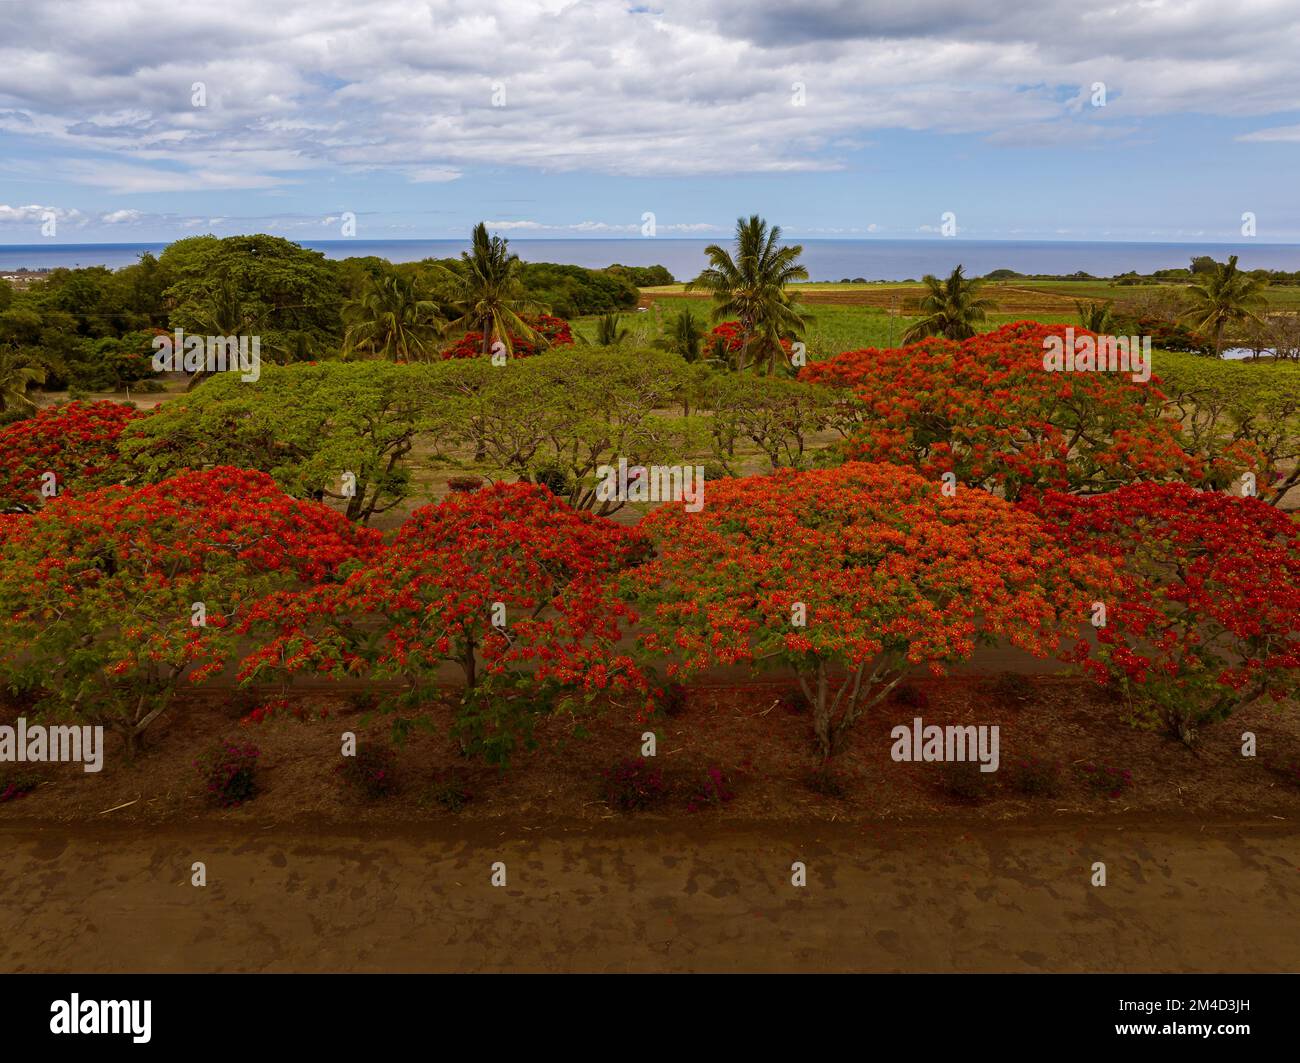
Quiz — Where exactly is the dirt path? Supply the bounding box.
[1,820,1296,973]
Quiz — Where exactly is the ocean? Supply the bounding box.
[5,239,1300,282]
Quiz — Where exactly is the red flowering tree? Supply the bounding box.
[0,467,380,755]
[0,401,143,513]
[627,461,1104,758]
[239,482,648,764]
[800,321,1235,500]
[440,314,574,359]
[1030,483,1300,743]
[707,320,795,369]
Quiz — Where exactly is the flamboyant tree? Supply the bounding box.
[0,401,142,513]
[626,461,1105,758]
[1029,483,1300,744]
[439,314,573,359]
[0,467,381,755]
[801,321,1229,500]
[239,482,649,764]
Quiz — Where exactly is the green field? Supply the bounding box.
[574,297,1071,359]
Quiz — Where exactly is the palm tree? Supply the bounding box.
[1076,300,1115,334]
[1180,255,1269,357]
[342,273,445,361]
[687,215,810,373]
[655,308,706,361]
[902,266,995,343]
[436,223,543,357]
[594,313,629,346]
[0,350,46,412]
[181,277,257,391]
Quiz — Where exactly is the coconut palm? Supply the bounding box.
[1180,255,1269,358]
[1076,300,1115,334]
[902,266,995,343]
[436,223,543,357]
[655,308,707,361]
[0,350,46,412]
[687,215,810,373]
[594,313,630,346]
[181,277,259,391]
[342,273,445,361]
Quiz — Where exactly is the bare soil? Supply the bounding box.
[3,677,1297,829]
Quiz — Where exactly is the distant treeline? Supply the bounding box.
[0,234,676,394]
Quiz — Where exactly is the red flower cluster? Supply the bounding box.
[440,315,575,359]
[1030,482,1300,736]
[628,461,1105,754]
[800,321,1228,500]
[239,480,648,706]
[0,401,143,513]
[0,467,381,745]
[709,321,794,356]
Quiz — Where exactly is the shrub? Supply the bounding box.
[937,762,992,802]
[989,671,1034,703]
[421,771,473,812]
[346,692,380,714]
[1078,763,1133,798]
[658,682,688,718]
[195,741,260,807]
[805,764,849,799]
[338,744,399,799]
[532,461,572,497]
[447,475,483,493]
[602,756,667,812]
[687,766,734,812]
[1006,756,1061,797]
[1267,758,1300,790]
[0,768,43,803]
[439,314,575,359]
[891,684,930,710]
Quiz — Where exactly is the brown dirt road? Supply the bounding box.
[1,819,1296,973]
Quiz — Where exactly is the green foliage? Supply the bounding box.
[1180,255,1269,357]
[687,215,810,373]
[593,313,630,346]
[435,223,542,356]
[343,272,445,360]
[0,350,46,412]
[1154,349,1300,504]
[1076,300,1115,333]
[903,265,995,342]
[518,261,637,317]
[606,263,675,287]
[695,371,853,473]
[654,308,707,361]
[119,361,453,523]
[159,234,345,354]
[469,347,696,512]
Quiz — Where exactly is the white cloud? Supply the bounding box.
[0,0,1294,194]
[0,203,85,227]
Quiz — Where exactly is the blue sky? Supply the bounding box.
[2,0,1299,244]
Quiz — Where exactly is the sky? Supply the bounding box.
[1,0,1299,244]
